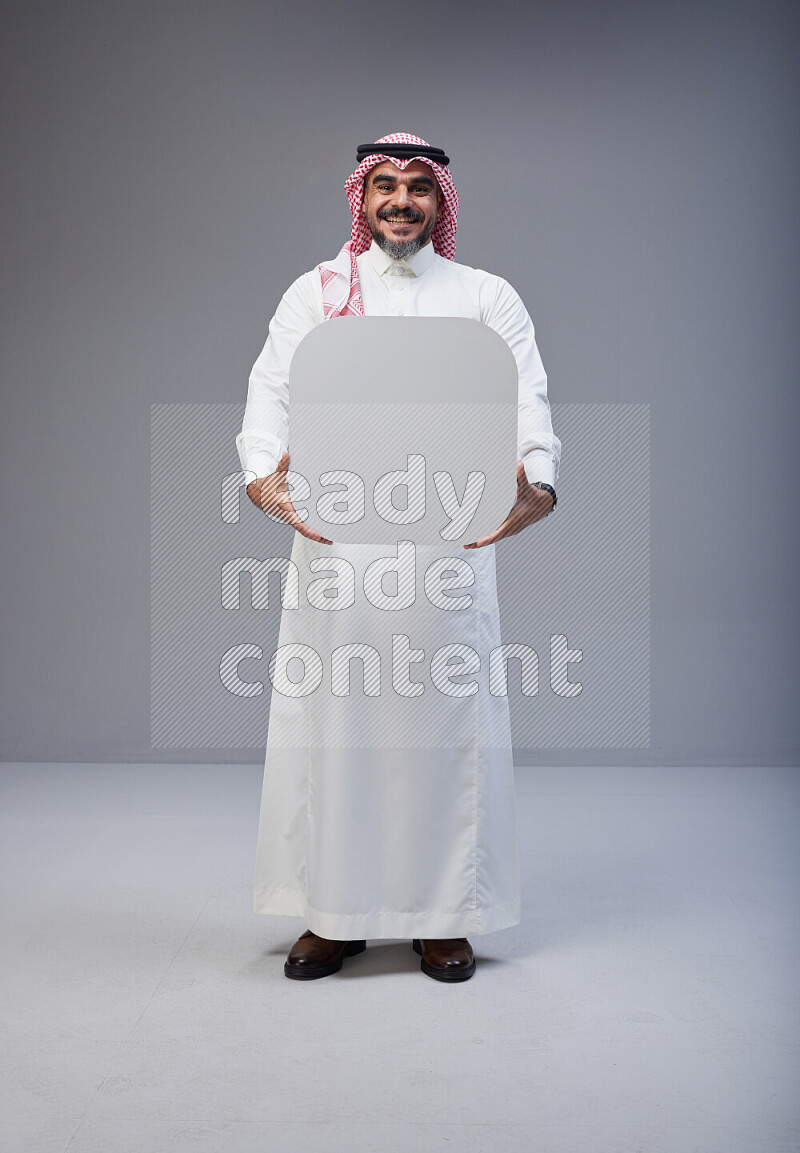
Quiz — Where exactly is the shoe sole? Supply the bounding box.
[412,938,476,981]
[284,939,366,980]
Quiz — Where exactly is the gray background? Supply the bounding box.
[1,0,797,766]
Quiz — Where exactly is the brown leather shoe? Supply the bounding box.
[412,938,476,981]
[284,929,367,980]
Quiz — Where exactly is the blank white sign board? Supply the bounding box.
[288,316,518,546]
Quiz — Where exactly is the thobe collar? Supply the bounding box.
[363,238,436,278]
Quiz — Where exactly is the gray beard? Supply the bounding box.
[373,232,427,261]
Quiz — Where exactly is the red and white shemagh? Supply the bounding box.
[318,132,460,319]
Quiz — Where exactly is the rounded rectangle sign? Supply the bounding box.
[288,317,519,545]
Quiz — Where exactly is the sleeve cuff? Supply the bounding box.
[522,454,556,487]
[235,432,283,479]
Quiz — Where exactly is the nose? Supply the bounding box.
[393,184,411,207]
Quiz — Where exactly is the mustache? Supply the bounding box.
[377,207,424,223]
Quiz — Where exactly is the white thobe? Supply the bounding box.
[237,239,561,939]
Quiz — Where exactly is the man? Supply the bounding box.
[236,132,560,982]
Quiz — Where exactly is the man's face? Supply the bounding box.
[361,160,441,260]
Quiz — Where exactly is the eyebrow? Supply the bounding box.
[370,172,435,188]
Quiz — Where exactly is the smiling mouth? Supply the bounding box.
[381,215,422,226]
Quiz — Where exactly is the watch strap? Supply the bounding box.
[531,481,557,512]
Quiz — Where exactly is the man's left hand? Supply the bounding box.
[464,463,553,549]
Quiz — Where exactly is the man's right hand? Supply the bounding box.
[246,451,332,545]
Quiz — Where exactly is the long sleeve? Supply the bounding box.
[482,276,561,488]
[236,271,322,479]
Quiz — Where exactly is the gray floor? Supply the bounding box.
[1,763,797,1153]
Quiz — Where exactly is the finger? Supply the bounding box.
[467,522,523,547]
[260,497,296,526]
[466,524,506,549]
[464,511,513,548]
[277,487,331,543]
[480,505,524,546]
[280,499,328,543]
[294,519,332,545]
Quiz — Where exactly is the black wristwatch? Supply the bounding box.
[531,481,557,513]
